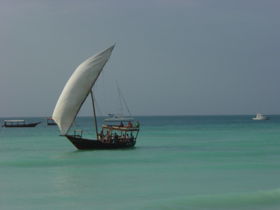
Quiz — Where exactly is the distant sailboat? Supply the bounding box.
[52,45,140,150]
[252,113,269,120]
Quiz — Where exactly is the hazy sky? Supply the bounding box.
[0,0,280,117]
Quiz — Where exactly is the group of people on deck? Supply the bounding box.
[119,121,139,128]
[98,120,140,144]
[99,129,134,144]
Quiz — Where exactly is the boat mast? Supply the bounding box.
[116,81,132,117]
[90,90,99,139]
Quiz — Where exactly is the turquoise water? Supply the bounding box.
[1,115,280,210]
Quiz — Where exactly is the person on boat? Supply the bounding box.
[120,134,125,142]
[104,130,111,143]
[99,130,104,139]
[120,121,124,127]
[127,121,132,128]
[112,132,118,142]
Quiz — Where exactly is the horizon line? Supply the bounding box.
[0,113,279,118]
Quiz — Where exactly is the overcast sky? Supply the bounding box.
[0,0,280,117]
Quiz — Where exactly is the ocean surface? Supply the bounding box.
[1,115,280,210]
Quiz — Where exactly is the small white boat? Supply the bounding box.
[252,113,269,120]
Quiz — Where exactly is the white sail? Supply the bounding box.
[52,45,114,135]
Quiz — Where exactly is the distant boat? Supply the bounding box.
[104,114,134,122]
[47,118,57,126]
[252,113,269,120]
[2,120,41,127]
[52,45,140,150]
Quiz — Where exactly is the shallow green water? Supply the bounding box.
[1,116,280,209]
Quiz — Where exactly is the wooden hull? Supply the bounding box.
[3,122,41,128]
[66,135,136,150]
